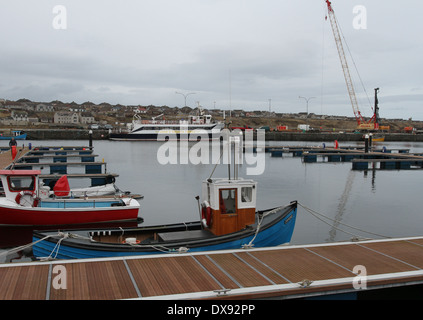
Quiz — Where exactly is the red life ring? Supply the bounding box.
[15,191,38,207]
[201,201,212,228]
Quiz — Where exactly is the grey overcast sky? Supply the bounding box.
[1,0,423,120]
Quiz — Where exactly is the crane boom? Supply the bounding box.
[325,0,364,125]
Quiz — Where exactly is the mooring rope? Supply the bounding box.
[42,233,69,261]
[244,212,264,248]
[0,234,54,259]
[298,202,391,240]
[244,204,290,249]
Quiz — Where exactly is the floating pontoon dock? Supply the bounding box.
[2,236,423,300]
[265,145,423,170]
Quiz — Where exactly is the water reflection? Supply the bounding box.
[2,139,423,262]
[363,167,377,192]
[327,171,355,242]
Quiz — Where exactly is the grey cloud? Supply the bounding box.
[1,0,423,119]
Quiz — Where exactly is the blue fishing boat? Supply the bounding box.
[0,130,27,140]
[32,177,297,259]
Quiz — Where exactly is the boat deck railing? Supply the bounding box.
[39,198,125,209]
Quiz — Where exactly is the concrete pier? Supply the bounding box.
[16,129,423,141]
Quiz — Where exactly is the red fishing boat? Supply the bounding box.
[0,170,141,226]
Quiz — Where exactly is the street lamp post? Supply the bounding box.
[175,92,196,107]
[298,96,316,116]
[299,96,316,129]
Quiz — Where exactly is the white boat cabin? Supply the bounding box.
[0,170,132,210]
[187,114,213,125]
[187,107,213,125]
[0,170,44,206]
[201,178,257,236]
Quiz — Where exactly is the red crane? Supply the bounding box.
[325,0,379,130]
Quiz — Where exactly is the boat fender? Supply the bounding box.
[15,191,38,207]
[201,201,212,228]
[122,237,140,245]
[106,175,115,184]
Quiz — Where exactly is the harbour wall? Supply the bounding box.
[265,132,423,142]
[22,129,423,142]
[25,129,109,140]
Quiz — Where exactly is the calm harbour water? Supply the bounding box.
[1,138,423,262]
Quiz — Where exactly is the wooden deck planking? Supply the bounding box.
[408,238,423,248]
[13,161,106,167]
[20,154,98,160]
[193,255,241,290]
[49,261,138,300]
[0,264,49,300]
[127,256,221,297]
[235,252,290,285]
[28,149,93,154]
[206,253,274,288]
[0,148,29,169]
[361,240,423,270]
[248,248,354,283]
[3,237,423,299]
[308,244,418,275]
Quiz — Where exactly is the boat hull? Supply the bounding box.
[109,132,220,141]
[110,123,224,141]
[0,204,139,226]
[32,202,297,259]
[0,133,27,140]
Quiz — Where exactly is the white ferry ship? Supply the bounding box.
[109,108,224,141]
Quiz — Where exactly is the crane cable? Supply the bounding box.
[332,11,373,112]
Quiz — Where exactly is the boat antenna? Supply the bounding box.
[229,132,242,180]
[229,137,234,180]
[207,131,242,182]
[195,195,203,228]
[207,148,224,182]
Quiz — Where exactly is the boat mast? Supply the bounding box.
[228,132,242,180]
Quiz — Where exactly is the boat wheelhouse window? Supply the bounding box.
[8,176,35,191]
[241,187,253,203]
[220,189,236,214]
